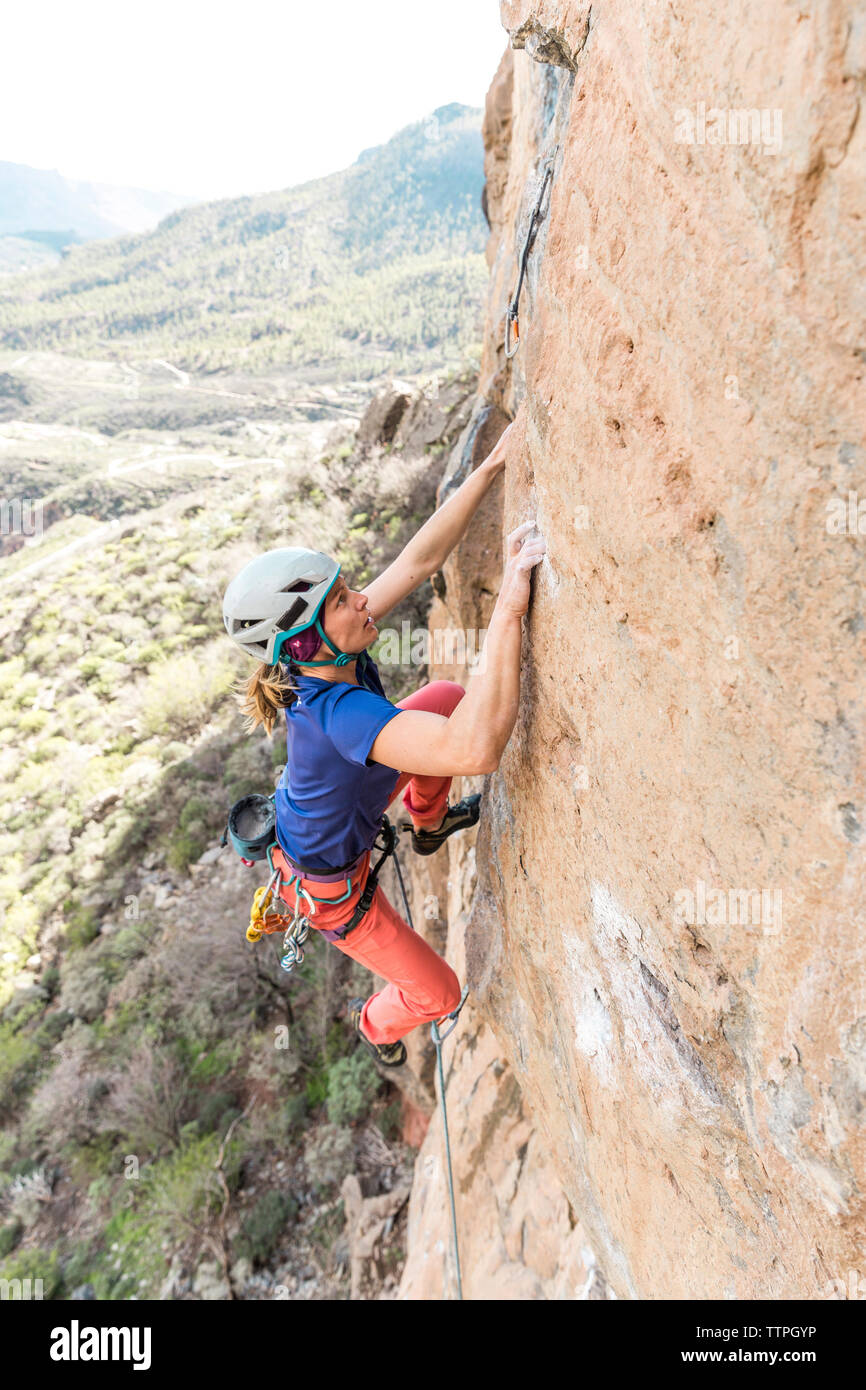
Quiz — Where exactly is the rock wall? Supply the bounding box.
[400,3,866,1299]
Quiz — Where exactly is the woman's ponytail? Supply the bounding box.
[237,660,298,736]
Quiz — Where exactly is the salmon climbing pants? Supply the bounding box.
[273,680,465,1045]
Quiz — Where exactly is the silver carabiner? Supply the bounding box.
[260,865,281,913]
[294,883,317,919]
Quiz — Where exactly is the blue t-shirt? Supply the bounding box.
[274,656,403,871]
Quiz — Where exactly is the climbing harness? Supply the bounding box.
[234,812,403,973]
[318,815,399,942]
[504,144,559,359]
[221,792,315,973]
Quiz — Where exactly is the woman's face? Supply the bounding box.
[312,574,378,661]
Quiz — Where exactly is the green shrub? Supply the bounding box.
[0,1024,44,1119]
[92,638,126,662]
[32,736,68,763]
[107,731,138,756]
[377,1099,402,1144]
[166,831,206,871]
[8,1157,37,1179]
[39,966,60,998]
[66,1134,119,1183]
[141,647,236,737]
[58,953,111,1023]
[76,655,104,681]
[0,1247,61,1298]
[283,1092,307,1131]
[234,1190,297,1266]
[135,1133,228,1242]
[0,1131,18,1168]
[305,1064,328,1110]
[323,1019,348,1066]
[23,635,56,666]
[186,1037,242,1085]
[309,1199,346,1256]
[160,740,190,765]
[17,709,48,733]
[32,1010,74,1047]
[133,641,167,667]
[0,1220,23,1257]
[59,1242,104,1298]
[12,675,39,708]
[222,741,269,802]
[165,793,219,871]
[179,794,212,831]
[195,1091,240,1134]
[326,1052,383,1126]
[64,905,100,951]
[1,992,46,1030]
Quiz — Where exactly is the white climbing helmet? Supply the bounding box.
[222,547,340,664]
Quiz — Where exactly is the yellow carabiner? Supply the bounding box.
[247,882,273,943]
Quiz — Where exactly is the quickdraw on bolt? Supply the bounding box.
[240,814,402,975]
[504,144,559,360]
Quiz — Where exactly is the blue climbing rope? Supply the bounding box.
[390,838,469,1301]
[391,843,414,930]
[431,985,470,1301]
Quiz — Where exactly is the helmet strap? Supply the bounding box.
[289,617,370,670]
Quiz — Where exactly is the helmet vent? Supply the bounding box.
[276,597,308,631]
[280,579,313,593]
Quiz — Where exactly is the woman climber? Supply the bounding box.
[221,418,546,1067]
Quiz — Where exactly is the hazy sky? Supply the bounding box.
[3,1,508,199]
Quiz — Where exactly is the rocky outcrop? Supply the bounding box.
[340,1173,412,1300]
[401,4,866,1299]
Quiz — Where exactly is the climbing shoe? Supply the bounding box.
[405,794,482,856]
[348,997,407,1068]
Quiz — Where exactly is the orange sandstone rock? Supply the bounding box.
[401,0,866,1300]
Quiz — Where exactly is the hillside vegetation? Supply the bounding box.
[0,98,488,1299]
[0,368,480,1299]
[0,105,488,382]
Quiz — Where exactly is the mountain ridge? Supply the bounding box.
[0,104,488,381]
[0,159,194,240]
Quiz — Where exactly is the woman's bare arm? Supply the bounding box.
[368,522,546,776]
[361,421,515,622]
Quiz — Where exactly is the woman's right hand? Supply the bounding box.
[497,521,547,617]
